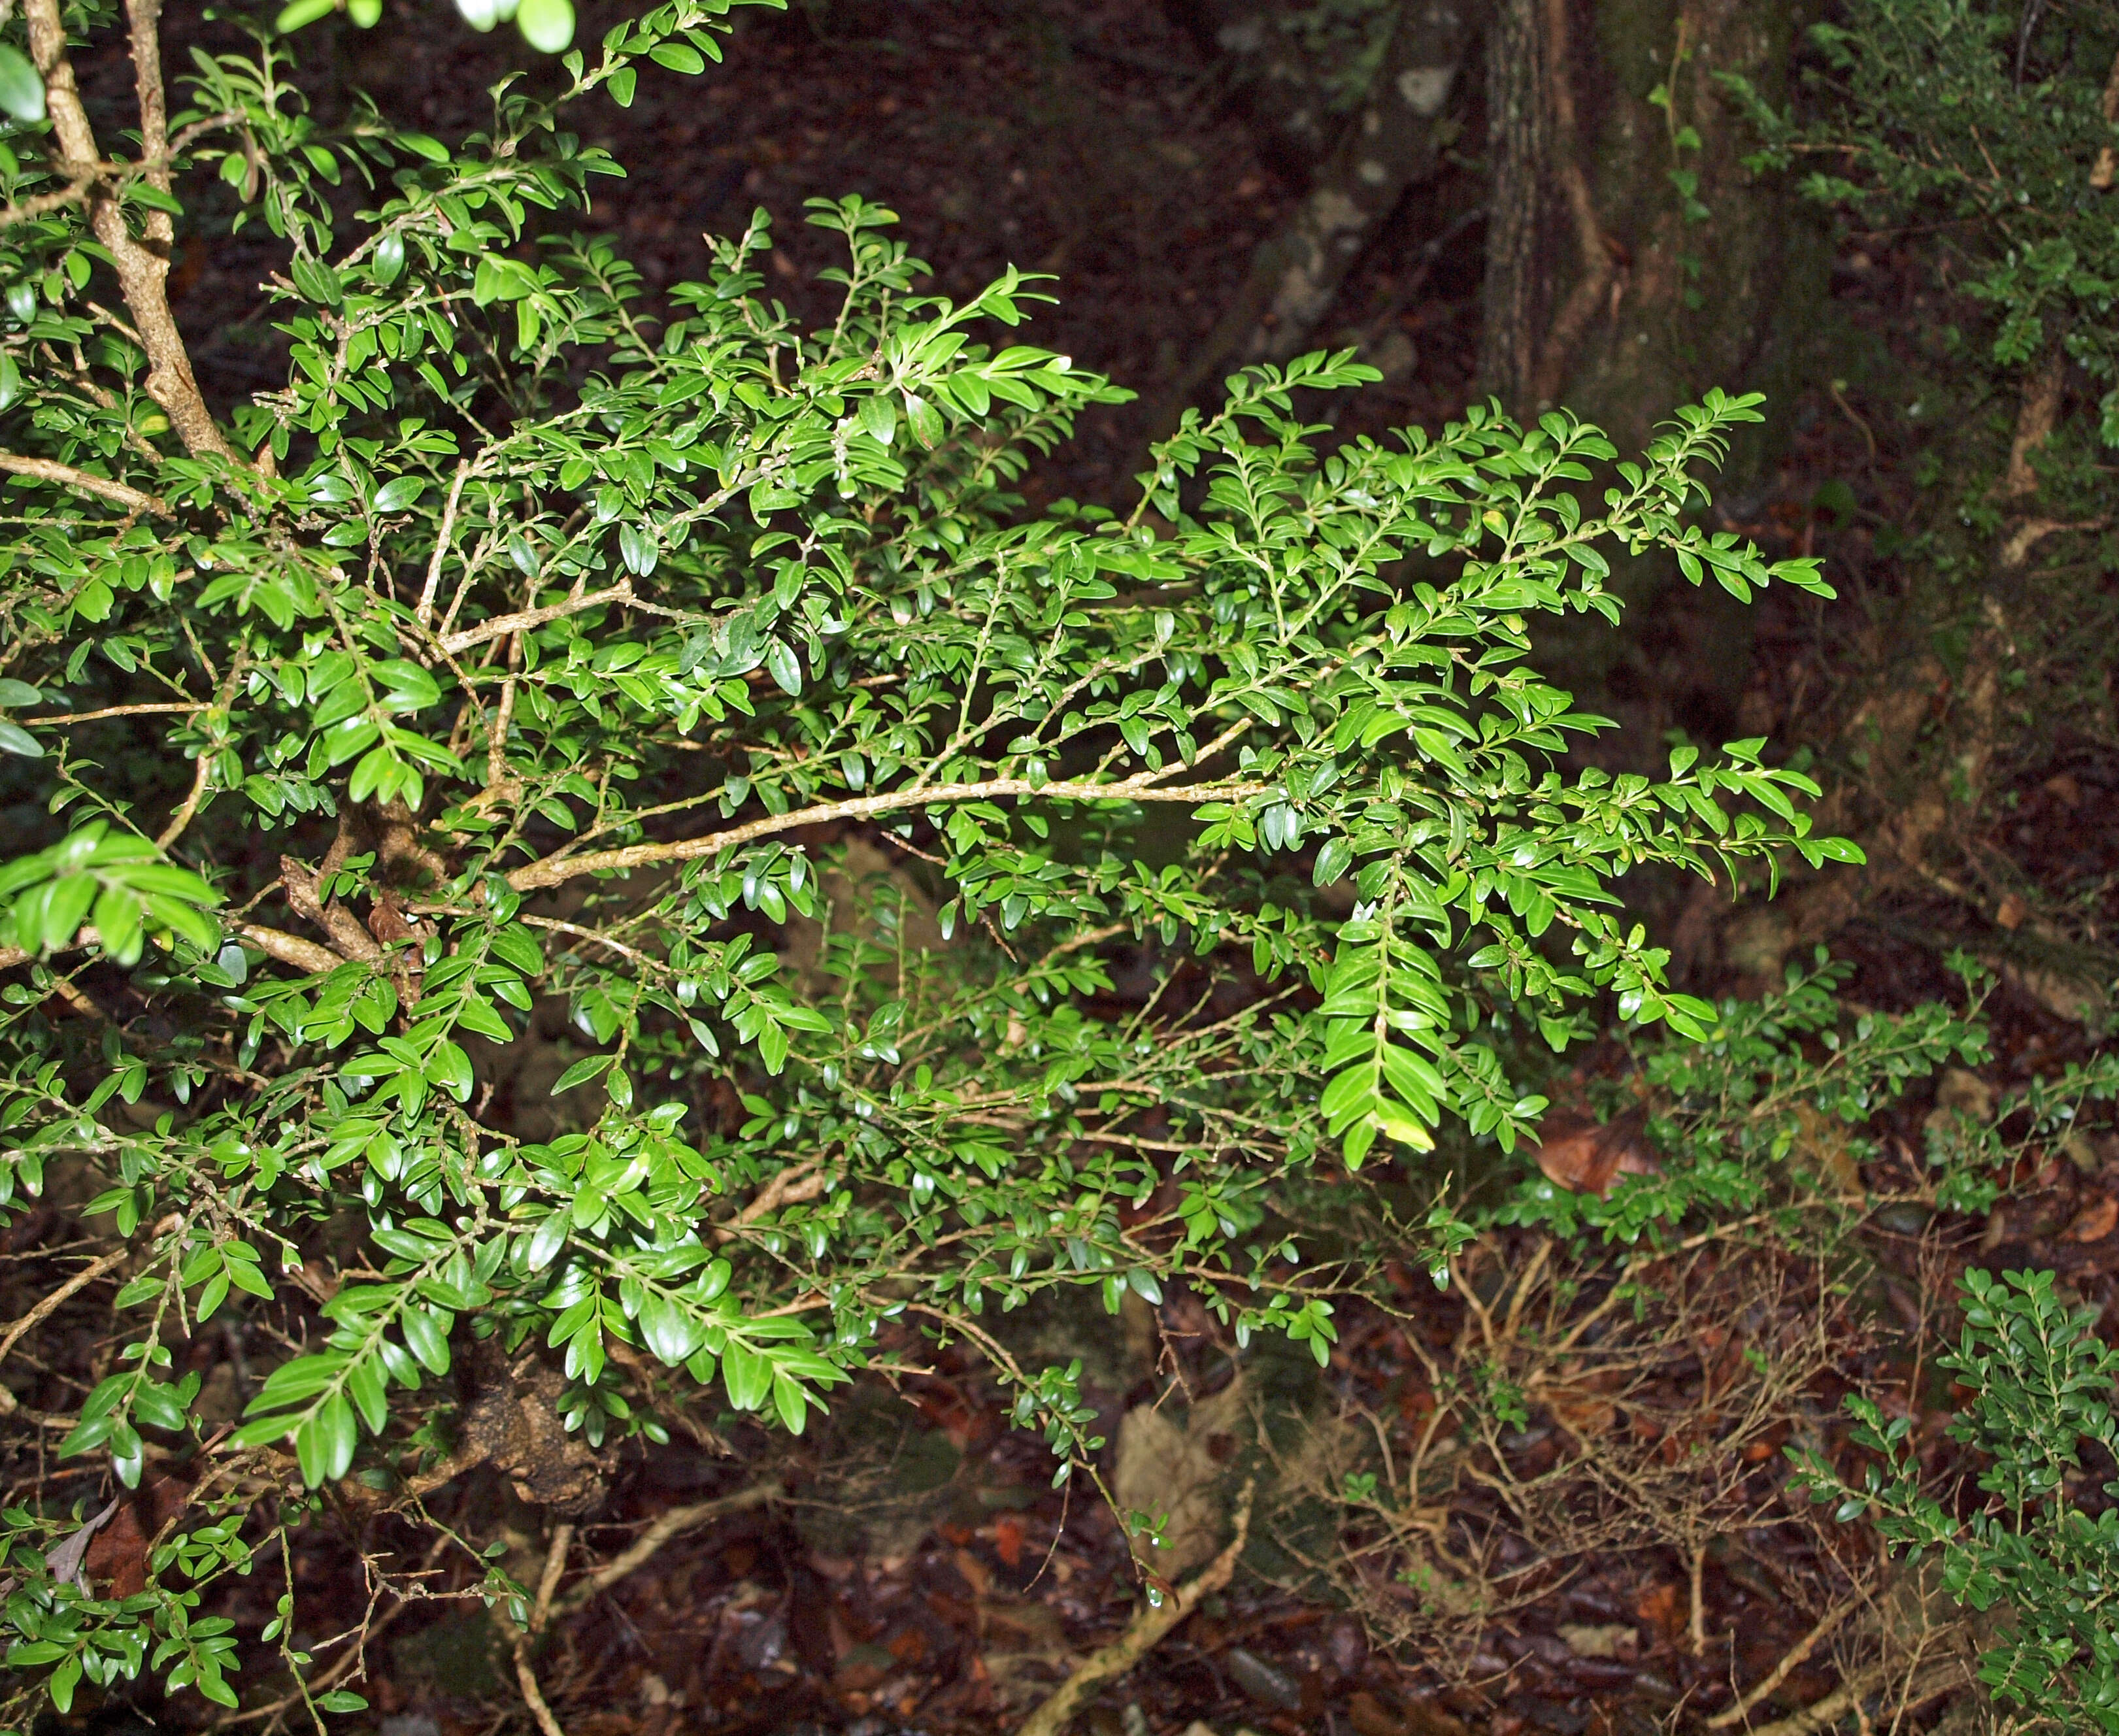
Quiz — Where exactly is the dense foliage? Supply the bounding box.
[0,0,1983,1726]
[1729,0,2119,442]
[1796,1266,2119,1731]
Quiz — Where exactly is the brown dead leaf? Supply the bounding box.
[1529,1107,1660,1198]
[1794,1102,1861,1192]
[2044,772,2082,807]
[1559,1622,1639,1661]
[1346,1691,1414,1736]
[2063,1195,2118,1243]
[1635,1580,1682,1641]
[992,1511,1024,1569]
[81,1500,149,1598]
[952,1547,992,1599]
[1995,893,2027,931]
[1111,1374,1249,1577]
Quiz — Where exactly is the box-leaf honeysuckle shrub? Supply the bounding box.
[0,0,1848,1718]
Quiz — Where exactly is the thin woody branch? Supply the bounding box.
[439,580,633,656]
[24,0,237,463]
[0,451,170,516]
[123,0,174,248]
[0,921,341,977]
[504,771,1270,892]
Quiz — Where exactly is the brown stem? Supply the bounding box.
[0,920,337,976]
[31,701,207,724]
[440,580,632,656]
[1705,1592,1861,1729]
[24,0,235,461]
[122,0,173,247]
[0,1238,158,1367]
[711,1163,826,1245]
[529,1524,573,1635]
[0,173,96,229]
[503,773,1269,893]
[0,451,170,515]
[2001,344,2066,499]
[550,1486,775,1618]
[1741,1656,1964,1736]
[416,462,471,627]
[155,749,213,849]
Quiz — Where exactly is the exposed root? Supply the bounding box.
[1012,1478,1256,1736]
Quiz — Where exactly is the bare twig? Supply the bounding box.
[550,1485,775,1617]
[530,1524,573,1635]
[1706,1592,1863,1728]
[711,1164,826,1245]
[0,918,337,976]
[0,450,170,516]
[505,771,1269,893]
[2001,344,2066,499]
[1013,1478,1256,1736]
[439,581,633,656]
[237,922,343,976]
[156,743,215,849]
[0,175,97,229]
[30,701,209,725]
[416,462,471,628]
[510,1643,566,1736]
[123,0,173,246]
[1742,1657,1965,1736]
[0,1218,178,1369]
[1998,515,2107,570]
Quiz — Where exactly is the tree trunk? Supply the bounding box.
[1521,0,1819,462]
[1477,0,1546,412]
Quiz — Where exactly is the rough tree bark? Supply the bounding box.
[1477,0,1546,410]
[1481,0,1818,463]
[25,0,238,463]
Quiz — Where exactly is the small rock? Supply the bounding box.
[1222,1646,1304,1712]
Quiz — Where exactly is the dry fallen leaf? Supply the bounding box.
[1529,1106,1660,1198]
[1794,1101,1861,1192]
[1558,1622,1639,1660]
[2063,1195,2118,1243]
[1110,1375,1248,1577]
[43,1497,120,1592]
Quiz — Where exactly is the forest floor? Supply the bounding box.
[20,3,2119,1735]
